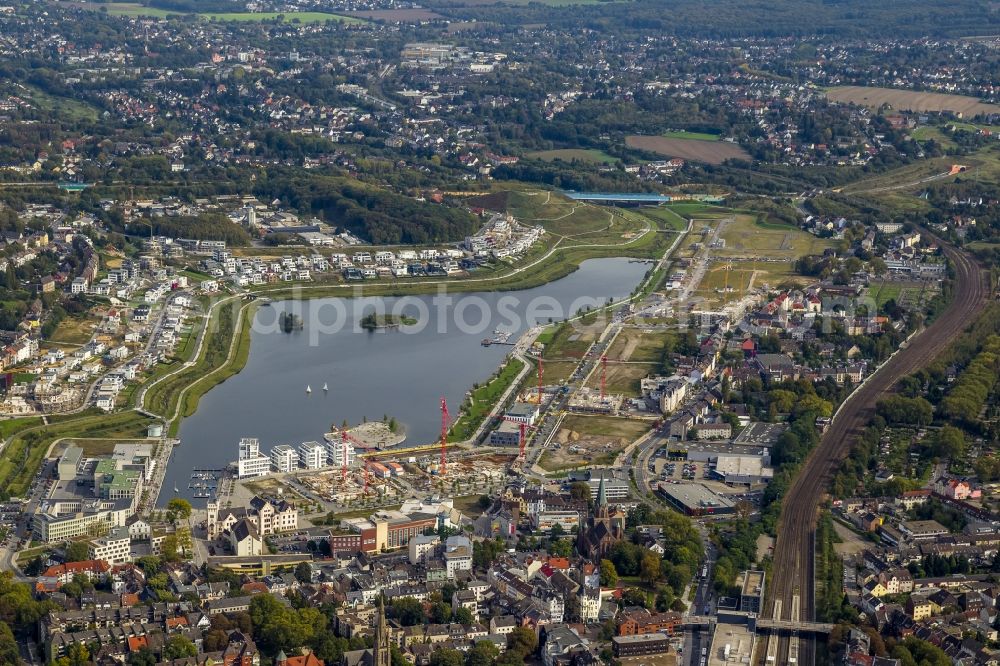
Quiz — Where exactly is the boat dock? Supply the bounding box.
[481,328,515,347]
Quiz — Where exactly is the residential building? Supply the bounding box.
[88,526,132,565]
[270,444,299,473]
[237,438,270,479]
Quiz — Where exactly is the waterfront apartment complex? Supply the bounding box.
[297,441,326,470]
[236,438,270,479]
[270,444,299,473]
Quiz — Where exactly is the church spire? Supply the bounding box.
[597,474,608,508]
[375,594,391,666]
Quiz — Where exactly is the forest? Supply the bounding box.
[422,0,1000,39]
[257,174,480,244]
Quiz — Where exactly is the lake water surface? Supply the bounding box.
[162,257,650,504]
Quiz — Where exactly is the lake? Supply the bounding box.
[162,257,650,504]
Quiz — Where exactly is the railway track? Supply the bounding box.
[765,237,990,665]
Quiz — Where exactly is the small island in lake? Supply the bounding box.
[279,312,303,332]
[360,312,418,331]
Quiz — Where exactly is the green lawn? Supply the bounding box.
[665,202,714,217]
[662,130,721,142]
[448,358,525,442]
[526,149,617,164]
[22,85,99,122]
[85,3,362,23]
[911,126,955,148]
[636,206,688,231]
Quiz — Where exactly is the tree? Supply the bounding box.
[63,642,90,666]
[600,559,618,587]
[388,597,425,626]
[622,587,650,608]
[159,534,179,561]
[162,636,197,660]
[929,425,966,459]
[640,551,663,585]
[0,623,18,666]
[295,562,313,584]
[64,541,90,563]
[429,647,464,666]
[507,626,538,657]
[166,498,192,524]
[549,538,573,558]
[453,607,474,625]
[569,481,591,503]
[495,652,525,666]
[202,628,229,652]
[429,601,452,624]
[465,640,499,666]
[876,395,933,426]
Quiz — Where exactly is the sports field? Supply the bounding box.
[626,135,750,165]
[826,86,1000,116]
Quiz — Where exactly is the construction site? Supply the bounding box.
[232,398,515,510]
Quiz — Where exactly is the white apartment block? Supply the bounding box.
[324,438,355,469]
[271,444,299,473]
[298,441,326,470]
[88,527,132,565]
[237,438,270,479]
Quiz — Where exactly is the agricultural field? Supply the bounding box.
[626,135,750,165]
[692,261,799,309]
[447,0,622,6]
[343,8,443,20]
[715,214,835,260]
[662,130,721,141]
[75,2,360,22]
[75,1,173,16]
[200,11,362,23]
[584,328,669,396]
[540,415,650,472]
[526,149,617,164]
[826,86,1000,117]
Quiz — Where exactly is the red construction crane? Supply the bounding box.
[502,415,535,461]
[537,356,544,404]
[440,397,449,477]
[600,355,608,400]
[339,430,373,491]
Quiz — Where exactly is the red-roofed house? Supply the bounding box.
[165,616,189,631]
[39,560,110,588]
[277,652,325,666]
[127,635,148,653]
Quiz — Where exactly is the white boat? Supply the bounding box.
[173,485,179,493]
[306,385,312,394]
[323,383,329,392]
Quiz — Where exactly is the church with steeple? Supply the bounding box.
[341,596,393,666]
[577,475,626,561]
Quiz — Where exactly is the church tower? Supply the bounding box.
[374,595,391,666]
[206,494,219,540]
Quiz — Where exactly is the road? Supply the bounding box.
[766,235,989,666]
